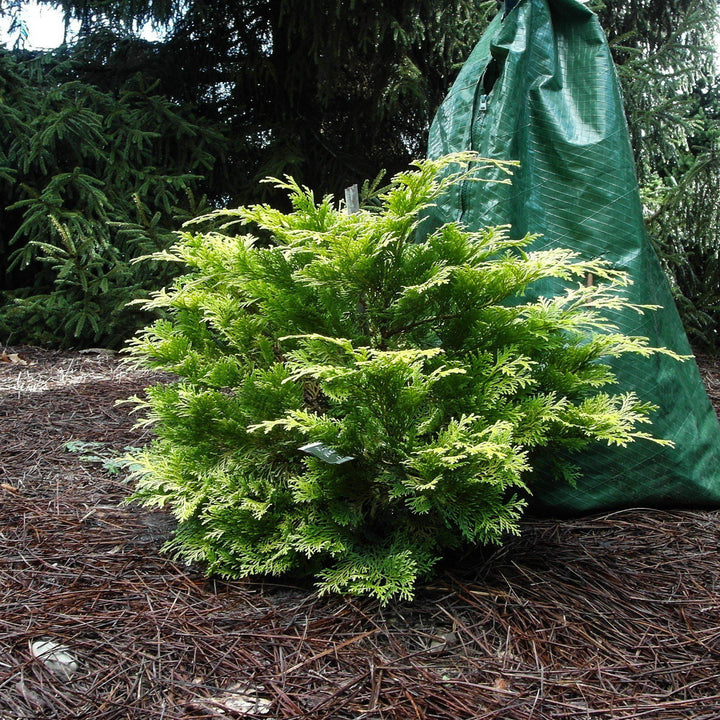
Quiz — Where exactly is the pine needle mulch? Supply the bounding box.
[1,347,719,720]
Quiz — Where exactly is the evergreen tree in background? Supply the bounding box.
[591,0,720,348]
[43,0,498,203]
[0,0,496,347]
[1,0,718,348]
[0,48,224,346]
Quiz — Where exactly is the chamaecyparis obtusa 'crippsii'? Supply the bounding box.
[123,153,681,603]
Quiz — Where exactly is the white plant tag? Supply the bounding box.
[300,442,354,464]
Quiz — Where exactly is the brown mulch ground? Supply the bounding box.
[1,347,719,720]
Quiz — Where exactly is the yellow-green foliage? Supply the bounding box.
[125,154,679,602]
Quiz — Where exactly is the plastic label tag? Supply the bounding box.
[300,442,354,465]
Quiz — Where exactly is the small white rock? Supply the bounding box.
[199,684,272,715]
[29,639,79,679]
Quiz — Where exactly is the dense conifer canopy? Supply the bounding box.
[0,0,718,347]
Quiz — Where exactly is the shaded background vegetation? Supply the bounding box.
[0,0,718,349]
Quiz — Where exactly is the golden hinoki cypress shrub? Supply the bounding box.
[125,154,680,602]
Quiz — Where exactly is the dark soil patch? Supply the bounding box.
[1,347,719,719]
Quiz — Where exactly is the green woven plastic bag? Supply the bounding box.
[424,0,720,512]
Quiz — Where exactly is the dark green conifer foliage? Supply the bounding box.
[0,49,224,347]
[591,0,720,348]
[125,155,680,602]
[17,0,497,204]
[6,0,719,347]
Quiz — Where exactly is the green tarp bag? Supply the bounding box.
[425,0,720,512]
